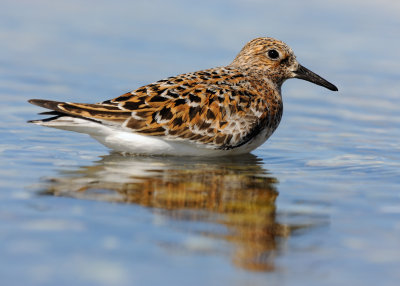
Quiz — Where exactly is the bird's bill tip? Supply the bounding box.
[294,64,338,91]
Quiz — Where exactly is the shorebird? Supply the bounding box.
[28,37,338,156]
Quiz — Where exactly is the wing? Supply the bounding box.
[29,67,279,149]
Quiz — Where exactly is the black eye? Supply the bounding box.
[267,49,279,59]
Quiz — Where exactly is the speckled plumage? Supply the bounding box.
[28,37,338,156]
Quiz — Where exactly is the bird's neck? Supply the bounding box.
[229,64,285,91]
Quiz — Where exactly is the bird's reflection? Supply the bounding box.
[41,153,292,271]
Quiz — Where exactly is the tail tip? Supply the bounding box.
[27,119,42,124]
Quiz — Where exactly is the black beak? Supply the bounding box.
[294,64,338,91]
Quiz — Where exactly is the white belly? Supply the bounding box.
[91,131,262,156]
[35,116,273,156]
[91,123,274,156]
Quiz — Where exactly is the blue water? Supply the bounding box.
[1,0,400,285]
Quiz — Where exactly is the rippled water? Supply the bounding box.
[1,0,400,285]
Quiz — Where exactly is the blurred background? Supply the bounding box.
[0,0,399,285]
